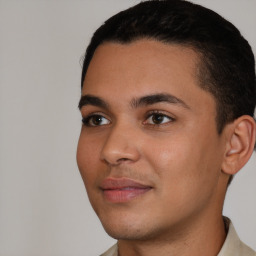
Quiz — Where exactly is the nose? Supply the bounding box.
[100,123,141,166]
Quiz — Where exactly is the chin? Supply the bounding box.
[100,216,141,239]
[103,224,154,241]
[98,213,163,241]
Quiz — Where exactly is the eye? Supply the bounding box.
[82,114,110,127]
[145,112,174,125]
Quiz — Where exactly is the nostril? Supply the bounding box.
[117,158,130,162]
[101,157,130,165]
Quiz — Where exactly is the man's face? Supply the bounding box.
[77,40,227,240]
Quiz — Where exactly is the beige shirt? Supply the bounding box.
[100,220,256,256]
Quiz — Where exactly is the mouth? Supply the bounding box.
[100,178,153,203]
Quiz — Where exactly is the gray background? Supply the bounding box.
[0,0,255,255]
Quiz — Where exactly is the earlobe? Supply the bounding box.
[222,115,256,175]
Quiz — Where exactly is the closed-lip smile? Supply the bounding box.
[100,177,153,203]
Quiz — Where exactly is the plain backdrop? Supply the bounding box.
[0,0,255,255]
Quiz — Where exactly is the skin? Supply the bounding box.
[77,40,247,256]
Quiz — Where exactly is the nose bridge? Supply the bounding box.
[100,120,140,165]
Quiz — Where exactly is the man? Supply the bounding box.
[77,0,256,255]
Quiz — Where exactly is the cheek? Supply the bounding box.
[76,132,102,184]
[142,137,219,222]
[143,131,221,194]
[144,135,194,175]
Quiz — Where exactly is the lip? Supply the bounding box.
[100,178,152,203]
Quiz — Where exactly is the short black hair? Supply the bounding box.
[81,0,256,137]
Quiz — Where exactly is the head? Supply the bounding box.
[77,0,256,241]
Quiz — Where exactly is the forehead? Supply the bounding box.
[82,39,215,113]
[83,40,200,92]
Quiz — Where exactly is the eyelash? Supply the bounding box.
[81,111,175,127]
[82,113,110,127]
[144,111,175,126]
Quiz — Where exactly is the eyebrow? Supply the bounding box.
[131,93,190,109]
[78,93,190,110]
[78,95,109,110]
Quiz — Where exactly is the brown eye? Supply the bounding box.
[146,113,174,125]
[152,114,165,124]
[82,115,110,127]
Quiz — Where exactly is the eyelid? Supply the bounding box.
[81,112,111,127]
[143,110,176,125]
[81,110,110,119]
[146,110,175,119]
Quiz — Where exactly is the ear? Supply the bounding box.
[221,115,256,175]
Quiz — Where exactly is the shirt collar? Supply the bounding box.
[218,218,255,256]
